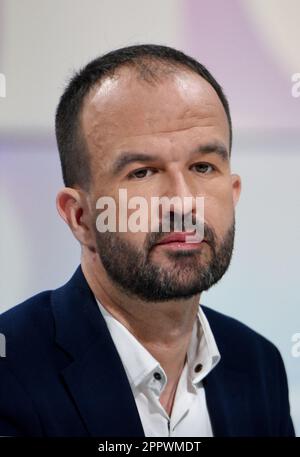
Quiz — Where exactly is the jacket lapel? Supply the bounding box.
[203,365,251,436]
[202,306,252,437]
[51,266,145,437]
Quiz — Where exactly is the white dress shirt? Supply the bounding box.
[96,297,221,437]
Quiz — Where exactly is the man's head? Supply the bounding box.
[56,44,241,301]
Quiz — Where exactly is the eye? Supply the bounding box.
[191,163,216,174]
[127,167,157,180]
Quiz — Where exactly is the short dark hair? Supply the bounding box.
[55,44,232,189]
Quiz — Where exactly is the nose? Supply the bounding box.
[163,170,195,215]
[153,172,203,239]
[151,168,205,239]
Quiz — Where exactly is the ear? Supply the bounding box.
[231,173,242,208]
[56,187,96,252]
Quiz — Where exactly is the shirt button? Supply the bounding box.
[153,371,162,380]
[194,363,203,373]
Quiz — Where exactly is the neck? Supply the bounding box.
[81,250,201,387]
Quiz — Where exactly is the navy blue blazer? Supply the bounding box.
[0,266,295,436]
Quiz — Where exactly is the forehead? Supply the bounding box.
[81,66,229,158]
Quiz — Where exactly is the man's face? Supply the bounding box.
[81,67,241,301]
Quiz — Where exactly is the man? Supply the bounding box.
[0,44,295,437]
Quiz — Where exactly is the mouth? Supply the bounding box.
[154,232,205,251]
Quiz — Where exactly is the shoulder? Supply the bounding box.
[202,305,295,437]
[0,289,53,330]
[0,290,55,359]
[0,292,55,436]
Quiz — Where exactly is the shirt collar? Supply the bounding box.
[96,297,221,391]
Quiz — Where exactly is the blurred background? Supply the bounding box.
[0,0,299,435]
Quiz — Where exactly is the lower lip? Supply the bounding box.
[154,241,205,250]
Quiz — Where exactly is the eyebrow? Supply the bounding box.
[111,152,160,176]
[191,142,229,162]
[110,141,229,176]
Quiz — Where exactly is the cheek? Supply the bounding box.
[203,184,235,235]
[123,231,148,248]
[114,227,148,255]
